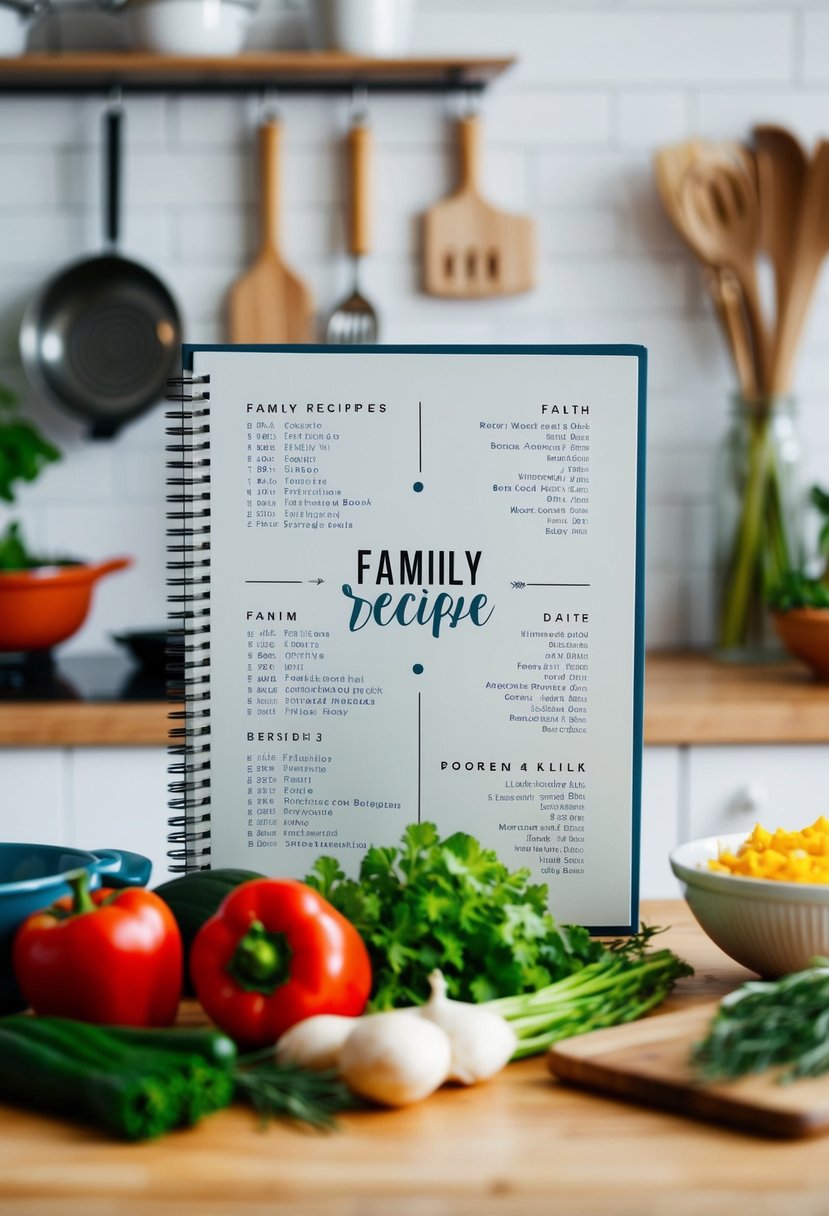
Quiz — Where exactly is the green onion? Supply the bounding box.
[485,941,693,1059]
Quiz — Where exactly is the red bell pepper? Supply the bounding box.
[13,872,182,1027]
[189,878,371,1049]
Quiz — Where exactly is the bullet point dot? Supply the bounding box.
[413,481,424,493]
[412,663,424,675]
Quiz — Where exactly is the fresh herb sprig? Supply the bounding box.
[306,822,607,1009]
[693,963,829,1084]
[234,1053,356,1130]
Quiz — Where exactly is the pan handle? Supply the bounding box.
[456,115,482,194]
[87,557,133,582]
[104,103,122,249]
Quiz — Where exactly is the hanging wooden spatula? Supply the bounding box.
[422,114,536,298]
[228,117,314,344]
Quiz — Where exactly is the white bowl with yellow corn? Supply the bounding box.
[670,819,829,978]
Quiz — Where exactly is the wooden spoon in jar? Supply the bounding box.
[753,124,808,324]
[680,152,770,393]
[770,139,829,394]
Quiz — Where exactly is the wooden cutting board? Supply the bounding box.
[422,115,536,298]
[549,1001,829,1138]
[228,118,314,344]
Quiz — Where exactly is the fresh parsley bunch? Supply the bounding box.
[305,822,605,1009]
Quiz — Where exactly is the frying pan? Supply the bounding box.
[20,102,182,439]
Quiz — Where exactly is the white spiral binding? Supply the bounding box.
[166,373,212,872]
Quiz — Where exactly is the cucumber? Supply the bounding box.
[153,869,263,994]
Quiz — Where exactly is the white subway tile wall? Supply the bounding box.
[2,0,829,655]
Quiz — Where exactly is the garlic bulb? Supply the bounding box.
[417,970,516,1084]
[338,1011,452,1107]
[275,1014,359,1071]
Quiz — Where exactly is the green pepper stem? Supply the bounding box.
[67,869,96,916]
[229,921,292,994]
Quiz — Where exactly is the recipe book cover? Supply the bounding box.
[169,344,647,933]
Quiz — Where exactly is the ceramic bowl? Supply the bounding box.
[773,608,829,680]
[670,833,829,978]
[123,0,259,54]
[306,0,414,53]
[0,0,40,56]
[0,844,151,1012]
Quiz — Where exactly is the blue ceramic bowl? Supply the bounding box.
[0,844,152,1012]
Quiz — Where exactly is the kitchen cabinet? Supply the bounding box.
[640,746,681,898]
[0,749,63,843]
[686,744,829,841]
[0,746,170,882]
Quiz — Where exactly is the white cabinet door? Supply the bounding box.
[639,746,682,899]
[67,748,172,884]
[0,749,65,844]
[687,745,829,842]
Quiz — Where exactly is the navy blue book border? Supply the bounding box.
[180,342,648,936]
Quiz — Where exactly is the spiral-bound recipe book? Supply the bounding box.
[167,344,646,933]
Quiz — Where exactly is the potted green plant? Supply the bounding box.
[769,486,829,679]
[0,382,131,653]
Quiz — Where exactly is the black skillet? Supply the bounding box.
[20,102,182,439]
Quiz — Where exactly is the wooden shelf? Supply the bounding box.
[0,51,516,94]
[1,653,828,747]
[644,652,829,746]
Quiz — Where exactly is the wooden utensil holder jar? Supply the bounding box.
[714,394,803,661]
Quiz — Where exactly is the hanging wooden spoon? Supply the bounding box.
[680,154,770,393]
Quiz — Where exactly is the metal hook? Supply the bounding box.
[350,84,370,125]
[259,88,281,123]
[105,85,123,115]
[462,87,482,119]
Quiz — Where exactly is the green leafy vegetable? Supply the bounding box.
[487,932,693,1059]
[692,962,829,1084]
[768,569,829,611]
[768,484,829,610]
[0,382,60,505]
[0,1016,355,1140]
[305,823,685,1014]
[0,521,77,572]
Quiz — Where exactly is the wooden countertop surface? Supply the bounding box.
[0,900,824,1216]
[0,652,826,747]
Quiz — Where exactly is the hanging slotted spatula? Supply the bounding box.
[423,113,536,298]
[228,117,313,344]
[326,118,379,344]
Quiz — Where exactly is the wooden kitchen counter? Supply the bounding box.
[0,900,825,1216]
[1,651,826,747]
